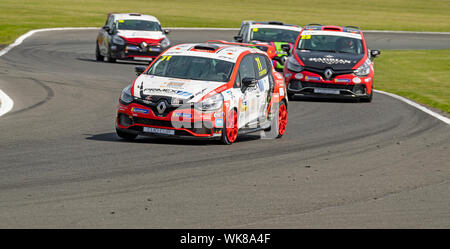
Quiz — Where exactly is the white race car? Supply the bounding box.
[116,42,288,144]
[96,13,170,62]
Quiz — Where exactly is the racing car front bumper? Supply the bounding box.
[110,44,165,61]
[284,71,373,99]
[116,102,225,139]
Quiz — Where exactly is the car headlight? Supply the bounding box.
[120,84,133,104]
[112,35,125,45]
[160,37,170,48]
[286,56,304,72]
[198,93,223,111]
[354,59,371,77]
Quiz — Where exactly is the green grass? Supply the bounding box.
[1,0,450,45]
[375,50,450,113]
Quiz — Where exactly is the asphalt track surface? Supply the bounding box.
[0,29,449,228]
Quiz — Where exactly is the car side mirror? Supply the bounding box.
[164,29,170,35]
[281,44,291,54]
[241,77,257,92]
[234,35,243,43]
[135,66,146,75]
[102,26,110,33]
[370,49,381,58]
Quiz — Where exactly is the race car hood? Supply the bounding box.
[117,30,165,44]
[133,75,227,103]
[296,50,364,70]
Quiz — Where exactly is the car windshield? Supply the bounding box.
[297,34,364,54]
[250,28,300,44]
[147,55,235,82]
[116,19,162,31]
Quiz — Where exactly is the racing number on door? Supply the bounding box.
[254,57,267,77]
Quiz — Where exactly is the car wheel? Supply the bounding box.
[116,129,137,141]
[221,109,238,145]
[106,47,116,63]
[275,101,287,138]
[95,43,104,61]
[360,86,373,102]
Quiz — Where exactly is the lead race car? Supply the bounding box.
[115,42,288,144]
[282,24,380,102]
[96,13,171,63]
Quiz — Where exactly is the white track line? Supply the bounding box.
[374,90,450,124]
[0,90,14,116]
[0,27,449,123]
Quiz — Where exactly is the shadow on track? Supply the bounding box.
[85,132,261,145]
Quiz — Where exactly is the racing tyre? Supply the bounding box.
[95,43,104,61]
[116,129,137,141]
[221,109,238,145]
[275,101,287,138]
[106,47,116,63]
[360,86,373,102]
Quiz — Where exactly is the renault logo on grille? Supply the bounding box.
[324,68,333,79]
[156,100,167,114]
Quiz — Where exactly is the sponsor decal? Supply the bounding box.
[309,55,351,65]
[173,112,193,118]
[240,101,247,112]
[365,77,372,83]
[131,107,149,114]
[294,73,303,80]
[253,28,259,32]
[353,77,362,84]
[300,35,311,39]
[305,76,321,81]
[215,118,223,127]
[160,82,185,89]
[148,47,160,52]
[214,112,223,118]
[176,90,192,97]
[279,87,285,97]
[335,78,351,83]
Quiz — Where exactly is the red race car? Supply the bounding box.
[283,24,380,102]
[115,42,288,144]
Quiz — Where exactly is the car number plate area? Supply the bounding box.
[134,57,152,61]
[143,127,175,135]
[314,88,340,95]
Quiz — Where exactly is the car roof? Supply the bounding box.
[243,20,302,31]
[111,13,160,23]
[302,24,362,34]
[162,43,263,63]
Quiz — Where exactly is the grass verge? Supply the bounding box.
[375,50,450,113]
[1,0,450,45]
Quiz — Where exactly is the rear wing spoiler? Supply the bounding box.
[206,40,276,59]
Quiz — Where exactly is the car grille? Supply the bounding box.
[289,80,366,94]
[303,66,354,80]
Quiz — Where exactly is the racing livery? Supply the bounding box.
[96,13,171,63]
[234,21,302,71]
[283,24,380,102]
[115,42,288,144]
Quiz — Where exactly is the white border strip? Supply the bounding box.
[374,90,450,124]
[0,27,449,123]
[0,90,14,116]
